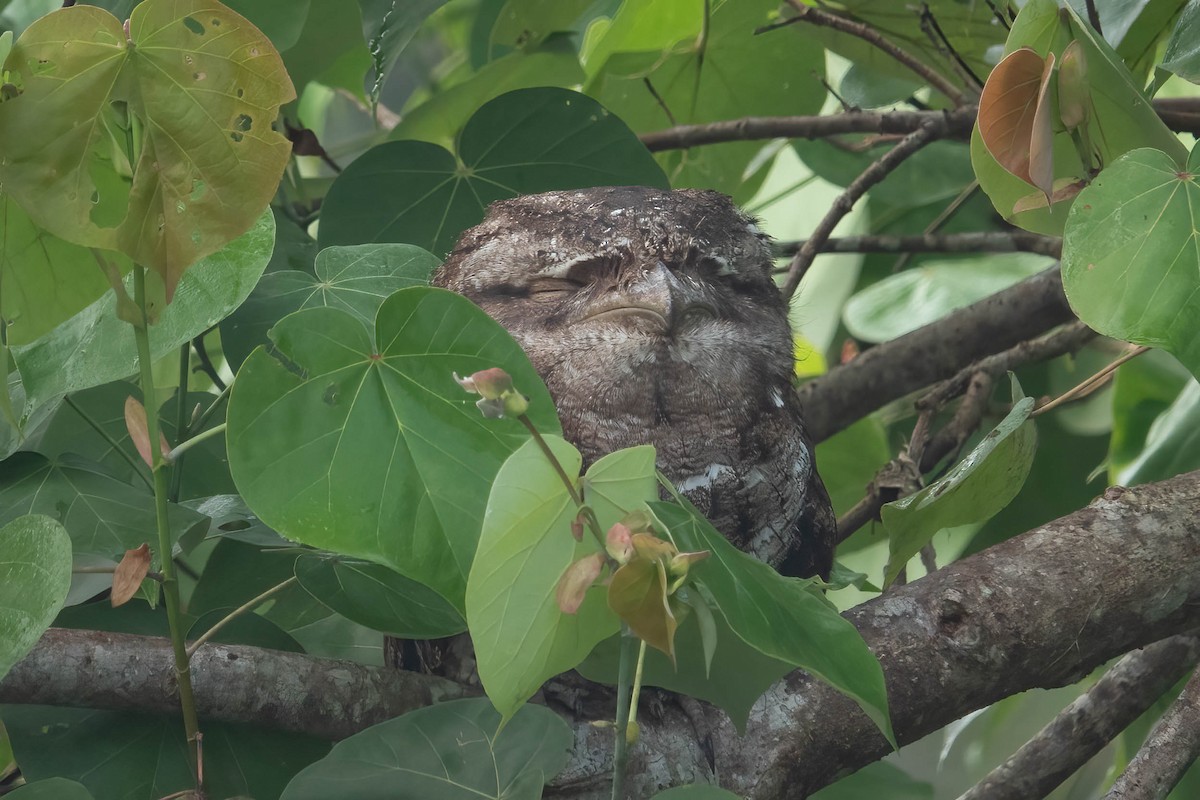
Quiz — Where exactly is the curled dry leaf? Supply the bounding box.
[978,46,1055,189]
[112,543,151,607]
[555,552,605,615]
[124,396,170,467]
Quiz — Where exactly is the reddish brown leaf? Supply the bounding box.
[978,47,1048,186]
[112,543,151,607]
[1012,177,1087,214]
[124,396,170,467]
[556,551,605,614]
[1029,51,1057,199]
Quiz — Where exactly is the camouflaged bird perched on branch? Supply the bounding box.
[434,185,835,579]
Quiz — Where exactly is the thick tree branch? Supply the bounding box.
[557,470,1200,797]
[1104,666,1200,800]
[775,231,1062,259]
[0,629,470,740]
[958,632,1200,800]
[781,121,945,298]
[5,471,1200,799]
[797,267,1075,443]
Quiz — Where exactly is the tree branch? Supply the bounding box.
[637,100,1200,151]
[797,267,1075,443]
[1104,666,1200,800]
[639,107,976,151]
[778,1,967,105]
[775,231,1062,259]
[958,632,1200,800]
[6,471,1200,798]
[0,629,470,740]
[781,121,945,298]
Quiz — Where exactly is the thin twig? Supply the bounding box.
[186,576,299,658]
[1084,0,1103,35]
[918,3,983,93]
[781,121,943,298]
[192,328,227,391]
[1032,345,1149,417]
[779,1,966,105]
[774,231,1062,259]
[891,180,981,272]
[639,107,975,151]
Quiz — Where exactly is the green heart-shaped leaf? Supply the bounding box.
[0,0,294,298]
[1062,145,1200,378]
[227,287,561,610]
[220,243,438,369]
[317,87,668,256]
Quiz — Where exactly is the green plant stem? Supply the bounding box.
[168,423,227,462]
[186,576,298,658]
[628,640,647,733]
[193,380,232,431]
[169,343,190,503]
[64,394,154,490]
[611,630,637,800]
[518,414,607,548]
[133,266,202,775]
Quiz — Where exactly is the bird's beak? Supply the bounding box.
[581,261,716,330]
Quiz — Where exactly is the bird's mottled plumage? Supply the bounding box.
[435,186,834,578]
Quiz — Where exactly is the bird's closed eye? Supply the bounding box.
[528,277,585,295]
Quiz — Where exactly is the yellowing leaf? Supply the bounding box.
[0,1,295,300]
[608,556,677,662]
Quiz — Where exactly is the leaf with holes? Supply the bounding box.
[318,87,667,256]
[1062,144,1200,378]
[227,287,561,611]
[0,0,294,300]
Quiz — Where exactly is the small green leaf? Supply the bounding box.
[280,698,572,800]
[220,243,438,369]
[650,500,895,746]
[1062,144,1200,378]
[228,287,560,611]
[0,1,295,298]
[0,514,72,680]
[1162,0,1200,82]
[318,87,668,256]
[582,445,657,527]
[466,435,622,720]
[294,555,466,640]
[10,211,274,417]
[608,556,676,659]
[881,376,1037,586]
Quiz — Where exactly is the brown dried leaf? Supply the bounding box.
[1012,177,1087,214]
[112,543,151,607]
[124,395,170,467]
[978,47,1048,186]
[1029,51,1057,198]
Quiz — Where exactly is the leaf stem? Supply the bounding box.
[133,266,203,776]
[167,423,227,462]
[628,639,647,734]
[517,413,607,548]
[611,630,637,800]
[169,343,190,503]
[186,576,298,658]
